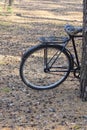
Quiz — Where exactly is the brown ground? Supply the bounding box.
[0,0,87,130]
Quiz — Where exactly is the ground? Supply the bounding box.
[0,0,87,130]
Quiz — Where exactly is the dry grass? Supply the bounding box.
[0,0,87,130]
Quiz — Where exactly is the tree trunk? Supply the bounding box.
[8,0,14,6]
[80,0,87,101]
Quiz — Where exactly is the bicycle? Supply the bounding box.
[20,24,82,90]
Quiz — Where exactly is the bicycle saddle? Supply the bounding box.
[64,24,82,36]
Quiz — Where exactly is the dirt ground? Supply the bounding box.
[0,0,87,130]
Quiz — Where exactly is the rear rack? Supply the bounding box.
[39,36,69,44]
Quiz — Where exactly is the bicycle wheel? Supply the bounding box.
[20,44,71,90]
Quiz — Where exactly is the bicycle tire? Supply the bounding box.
[20,44,71,90]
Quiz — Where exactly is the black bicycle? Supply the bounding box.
[20,24,82,90]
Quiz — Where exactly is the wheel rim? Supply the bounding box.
[21,45,70,89]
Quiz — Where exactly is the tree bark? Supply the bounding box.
[80,0,87,101]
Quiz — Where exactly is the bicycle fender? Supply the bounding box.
[21,45,41,60]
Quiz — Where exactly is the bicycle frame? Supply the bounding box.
[43,34,82,77]
[70,34,82,69]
